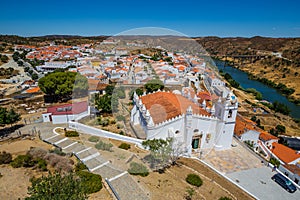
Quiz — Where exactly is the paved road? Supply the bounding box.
[227,167,300,200]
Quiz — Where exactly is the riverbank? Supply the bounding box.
[212,59,300,137]
[215,56,300,104]
[214,59,300,119]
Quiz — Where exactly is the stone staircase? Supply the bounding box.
[40,130,149,200]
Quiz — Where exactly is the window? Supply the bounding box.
[175,130,180,134]
[228,110,233,118]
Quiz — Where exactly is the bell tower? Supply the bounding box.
[214,92,238,150]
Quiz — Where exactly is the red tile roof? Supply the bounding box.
[259,131,278,142]
[140,92,210,124]
[47,101,88,116]
[234,115,258,137]
[272,143,300,164]
[25,87,40,94]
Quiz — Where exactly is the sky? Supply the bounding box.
[0,0,300,37]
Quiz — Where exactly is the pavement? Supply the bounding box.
[227,167,300,200]
[201,138,300,200]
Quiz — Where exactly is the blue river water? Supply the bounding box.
[214,60,300,119]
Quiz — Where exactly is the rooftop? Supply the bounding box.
[140,91,210,124]
[271,142,300,164]
[46,101,88,116]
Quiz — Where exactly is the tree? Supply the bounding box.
[31,73,38,80]
[275,125,286,134]
[0,107,21,126]
[38,71,88,102]
[105,85,115,95]
[0,55,9,63]
[144,79,164,93]
[95,94,112,114]
[142,138,183,171]
[26,172,88,200]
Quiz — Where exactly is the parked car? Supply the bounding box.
[271,173,297,193]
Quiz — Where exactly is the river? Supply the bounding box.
[214,60,300,119]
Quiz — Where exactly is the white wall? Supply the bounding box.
[241,130,260,143]
[42,113,51,122]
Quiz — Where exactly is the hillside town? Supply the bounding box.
[0,35,300,200]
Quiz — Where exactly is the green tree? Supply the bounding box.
[105,85,115,95]
[0,107,21,126]
[31,73,38,80]
[275,125,286,134]
[144,79,164,93]
[95,94,112,114]
[142,138,183,171]
[38,71,88,102]
[26,172,88,200]
[1,55,9,63]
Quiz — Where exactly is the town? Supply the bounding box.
[0,34,299,200]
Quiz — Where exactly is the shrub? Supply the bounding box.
[119,130,125,135]
[95,141,113,151]
[36,158,47,171]
[26,172,88,200]
[44,153,73,172]
[10,154,36,168]
[65,130,79,137]
[49,148,66,156]
[116,115,125,122]
[0,151,12,164]
[118,143,131,150]
[75,162,88,172]
[186,174,203,187]
[88,136,99,143]
[270,157,280,167]
[27,147,48,159]
[128,162,149,177]
[76,170,102,194]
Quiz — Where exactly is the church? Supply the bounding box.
[130,89,238,155]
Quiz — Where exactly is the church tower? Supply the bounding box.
[214,92,238,150]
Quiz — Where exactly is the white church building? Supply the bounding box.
[130,90,238,155]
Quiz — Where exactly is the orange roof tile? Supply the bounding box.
[272,143,300,164]
[140,92,210,124]
[259,131,278,141]
[234,115,258,137]
[26,87,40,93]
[197,91,212,101]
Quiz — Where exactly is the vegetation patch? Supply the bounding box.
[76,170,103,194]
[186,173,203,187]
[65,130,79,137]
[26,172,88,200]
[88,136,100,143]
[95,140,113,151]
[118,143,131,150]
[128,162,149,177]
[0,151,12,164]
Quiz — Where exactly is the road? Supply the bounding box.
[226,164,300,200]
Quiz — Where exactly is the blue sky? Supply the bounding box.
[0,0,299,37]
